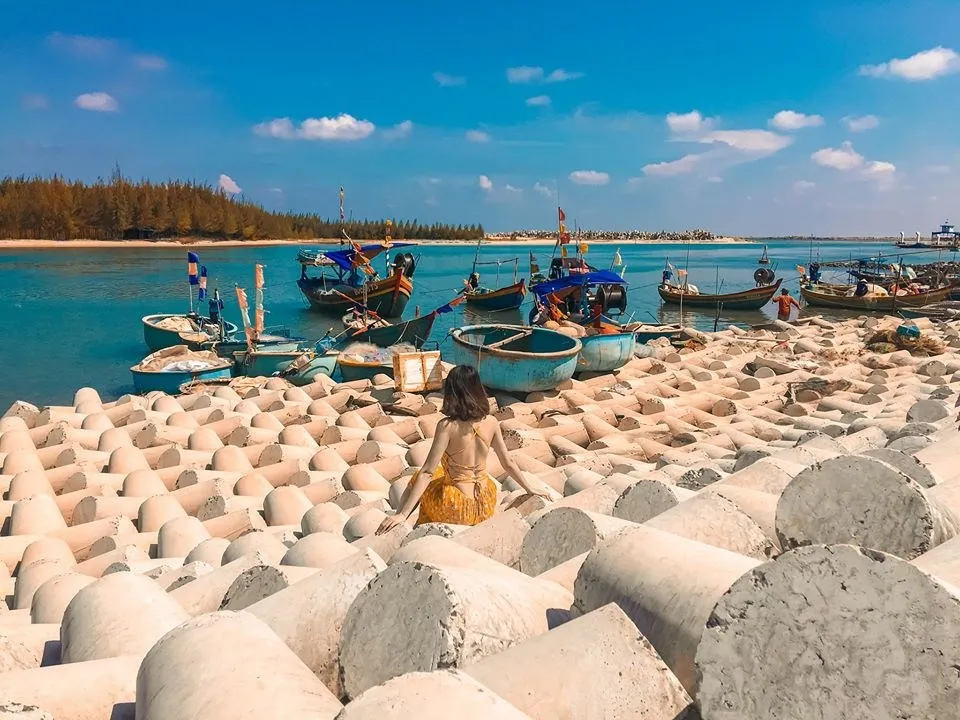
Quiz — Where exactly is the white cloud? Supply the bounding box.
[569,170,610,185]
[642,153,703,177]
[382,120,413,139]
[46,32,115,57]
[505,184,523,194]
[74,92,118,112]
[707,176,723,183]
[698,129,792,154]
[218,174,242,194]
[533,182,555,198]
[793,180,816,193]
[134,54,167,70]
[479,175,493,191]
[770,110,824,130]
[863,160,896,176]
[860,46,960,81]
[254,114,375,141]
[811,141,864,170]
[666,110,712,136]
[433,71,466,86]
[506,66,584,84]
[268,187,283,194]
[21,94,48,110]
[842,115,880,132]
[466,130,491,143]
[526,95,551,107]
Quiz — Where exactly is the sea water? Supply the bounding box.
[0,239,891,408]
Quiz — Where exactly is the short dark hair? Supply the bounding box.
[781,288,789,294]
[441,365,489,422]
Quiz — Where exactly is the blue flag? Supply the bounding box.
[187,252,200,285]
[198,266,208,301]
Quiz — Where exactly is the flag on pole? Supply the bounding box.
[254,264,265,337]
[435,295,466,314]
[612,248,622,267]
[198,266,208,301]
[235,286,255,350]
[557,207,570,245]
[187,252,200,285]
[558,207,566,223]
[339,187,345,223]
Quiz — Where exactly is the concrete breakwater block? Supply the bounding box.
[136,611,343,719]
[61,572,189,663]
[0,703,52,720]
[465,603,697,720]
[776,456,960,559]
[247,549,385,698]
[573,525,760,694]
[218,563,318,611]
[337,670,534,719]
[613,479,696,524]
[519,508,639,576]
[339,560,573,699]
[696,544,960,719]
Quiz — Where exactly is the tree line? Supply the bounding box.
[0,173,485,241]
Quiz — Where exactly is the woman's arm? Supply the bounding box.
[377,421,450,533]
[491,423,556,498]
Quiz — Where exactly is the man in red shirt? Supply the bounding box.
[773,288,801,321]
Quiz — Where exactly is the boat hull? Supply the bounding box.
[131,366,232,395]
[337,357,395,382]
[142,314,239,353]
[800,283,957,311]
[450,325,581,393]
[347,312,437,349]
[634,326,681,344]
[464,280,527,312]
[657,279,783,311]
[577,332,635,373]
[297,274,413,318]
[282,352,340,385]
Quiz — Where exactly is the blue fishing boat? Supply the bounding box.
[142,313,239,353]
[450,325,581,393]
[576,331,636,373]
[530,269,629,322]
[464,280,527,312]
[130,346,233,394]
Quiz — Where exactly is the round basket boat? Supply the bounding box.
[449,324,581,393]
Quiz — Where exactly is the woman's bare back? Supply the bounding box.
[442,417,495,494]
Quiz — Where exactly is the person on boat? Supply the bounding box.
[465,272,480,292]
[773,288,800,321]
[809,262,821,284]
[208,291,223,325]
[376,365,557,534]
[854,280,870,297]
[662,269,673,287]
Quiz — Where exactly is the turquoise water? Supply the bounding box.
[0,239,901,409]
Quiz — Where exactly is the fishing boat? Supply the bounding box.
[141,313,239,353]
[530,270,630,322]
[576,332,636,373]
[462,245,527,312]
[235,347,340,384]
[449,325,581,393]
[758,245,770,265]
[335,343,416,382]
[899,301,960,320]
[800,281,957,311]
[296,231,417,317]
[895,222,960,249]
[348,311,438,349]
[658,278,783,311]
[130,345,233,394]
[630,323,683,344]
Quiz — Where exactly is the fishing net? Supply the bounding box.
[865,329,946,357]
[136,345,229,372]
[341,342,417,363]
[154,316,199,332]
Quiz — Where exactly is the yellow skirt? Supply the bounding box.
[416,464,498,527]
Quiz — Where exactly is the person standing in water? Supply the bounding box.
[377,365,557,534]
[773,287,801,321]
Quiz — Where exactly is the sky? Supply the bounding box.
[1,0,959,236]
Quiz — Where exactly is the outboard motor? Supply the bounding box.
[393,253,417,278]
[549,258,563,280]
[754,267,776,286]
[596,283,628,315]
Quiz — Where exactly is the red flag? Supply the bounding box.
[558,207,566,223]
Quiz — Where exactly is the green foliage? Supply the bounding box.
[0,175,484,241]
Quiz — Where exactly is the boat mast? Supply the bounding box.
[339,186,345,247]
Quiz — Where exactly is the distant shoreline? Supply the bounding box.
[0,235,901,250]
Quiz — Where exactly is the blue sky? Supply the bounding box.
[2,0,959,235]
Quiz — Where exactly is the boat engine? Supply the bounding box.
[393,253,417,278]
[754,267,776,286]
[595,284,628,315]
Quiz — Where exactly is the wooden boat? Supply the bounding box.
[629,323,683,344]
[576,331,636,373]
[198,331,304,358]
[297,241,417,318]
[758,245,770,265]
[346,311,438,349]
[234,346,339,382]
[130,345,232,394]
[142,313,239,353]
[337,355,395,382]
[800,282,957,311]
[658,278,783,311]
[464,280,527,312]
[450,325,581,393]
[899,301,960,320]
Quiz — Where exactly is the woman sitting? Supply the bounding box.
[377,365,557,533]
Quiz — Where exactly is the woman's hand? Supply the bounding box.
[376,514,405,536]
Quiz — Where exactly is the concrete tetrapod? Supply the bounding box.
[519,508,639,576]
[336,670,534,719]
[696,544,960,719]
[136,611,343,719]
[776,455,960,559]
[465,603,697,720]
[339,558,573,699]
[246,549,386,698]
[60,572,189,663]
[219,564,318,611]
[573,525,760,695]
